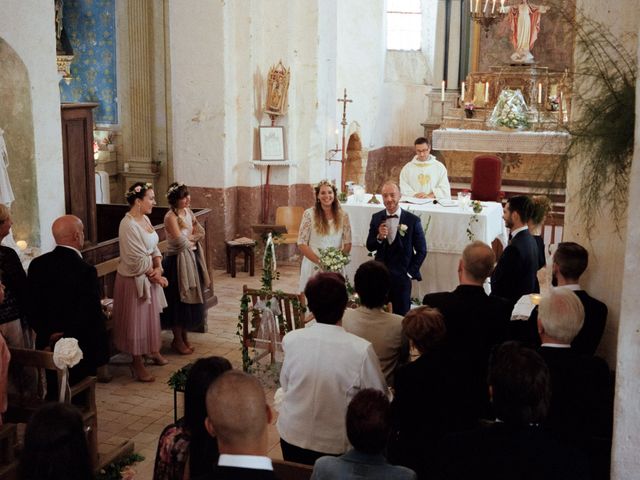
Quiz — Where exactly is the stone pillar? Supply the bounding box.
[126,0,153,166]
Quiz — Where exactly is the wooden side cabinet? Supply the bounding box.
[61,103,98,244]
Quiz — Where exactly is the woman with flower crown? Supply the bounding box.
[160,182,210,355]
[297,180,352,292]
[113,182,168,382]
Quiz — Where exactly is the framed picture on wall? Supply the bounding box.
[259,126,286,161]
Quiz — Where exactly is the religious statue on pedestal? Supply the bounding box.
[503,0,550,64]
[265,60,290,118]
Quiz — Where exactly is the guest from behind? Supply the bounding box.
[28,215,110,384]
[153,356,232,480]
[277,272,387,465]
[311,389,416,479]
[527,241,608,355]
[437,342,589,480]
[161,182,210,355]
[112,182,168,383]
[389,306,449,479]
[194,370,275,480]
[18,402,94,480]
[365,182,427,315]
[0,204,28,348]
[399,137,451,199]
[423,241,511,422]
[297,179,352,293]
[528,195,552,271]
[342,260,405,387]
[490,195,539,306]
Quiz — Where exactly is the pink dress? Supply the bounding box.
[112,214,166,355]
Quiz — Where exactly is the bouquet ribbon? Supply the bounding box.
[254,298,282,353]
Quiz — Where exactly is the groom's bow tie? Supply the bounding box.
[386,214,398,219]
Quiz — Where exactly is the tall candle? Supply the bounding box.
[335,129,339,146]
[491,0,496,14]
[537,83,542,104]
[470,0,474,13]
[483,0,489,12]
[441,80,445,102]
[461,82,466,102]
[475,0,479,13]
[484,81,489,104]
[500,0,505,12]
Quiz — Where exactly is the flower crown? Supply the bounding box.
[166,182,186,198]
[315,179,336,190]
[125,182,153,200]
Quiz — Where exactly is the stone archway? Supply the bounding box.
[0,37,38,245]
[344,133,364,186]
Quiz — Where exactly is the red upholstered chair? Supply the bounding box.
[470,155,503,201]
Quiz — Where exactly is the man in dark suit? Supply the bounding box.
[490,195,539,307]
[536,288,613,478]
[198,371,276,480]
[526,242,608,355]
[437,342,589,480]
[27,215,109,384]
[423,240,511,421]
[366,182,427,315]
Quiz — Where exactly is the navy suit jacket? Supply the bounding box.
[365,209,427,281]
[490,228,539,306]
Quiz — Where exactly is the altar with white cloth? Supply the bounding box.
[342,196,507,299]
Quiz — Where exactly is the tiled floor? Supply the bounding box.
[97,264,299,478]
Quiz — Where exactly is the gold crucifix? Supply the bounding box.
[337,88,352,192]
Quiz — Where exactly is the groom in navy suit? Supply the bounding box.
[366,182,427,315]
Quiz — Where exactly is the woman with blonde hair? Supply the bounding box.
[297,180,351,292]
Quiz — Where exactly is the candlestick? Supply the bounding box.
[484,81,489,104]
[537,83,542,104]
[461,81,466,103]
[441,80,445,102]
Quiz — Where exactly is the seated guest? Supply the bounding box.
[526,242,608,355]
[194,370,275,480]
[27,215,110,384]
[342,260,405,386]
[437,342,589,480]
[18,402,94,480]
[389,306,451,479]
[490,195,539,307]
[423,241,511,420]
[311,389,416,479]
[153,356,232,480]
[399,137,451,199]
[277,272,387,465]
[536,288,613,472]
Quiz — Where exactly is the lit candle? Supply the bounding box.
[484,81,489,104]
[491,0,496,13]
[483,0,489,12]
[530,293,542,305]
[475,0,479,13]
[441,80,446,102]
[537,82,542,104]
[461,81,466,102]
[470,0,474,13]
[16,240,27,251]
[335,128,339,146]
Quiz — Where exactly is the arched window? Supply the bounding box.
[386,0,422,51]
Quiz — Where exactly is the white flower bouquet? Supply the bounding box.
[487,89,530,130]
[317,247,350,272]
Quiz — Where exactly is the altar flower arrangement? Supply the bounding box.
[398,224,408,237]
[488,89,530,130]
[464,102,475,118]
[316,246,350,272]
[548,95,560,111]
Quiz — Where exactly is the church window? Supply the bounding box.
[386,0,422,51]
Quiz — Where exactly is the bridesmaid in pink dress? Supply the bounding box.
[112,182,168,382]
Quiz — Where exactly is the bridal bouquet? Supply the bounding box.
[317,247,350,272]
[488,89,530,130]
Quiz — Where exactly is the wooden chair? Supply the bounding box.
[241,286,306,370]
[274,206,304,244]
[272,459,313,480]
[5,348,98,469]
[470,155,503,201]
[0,424,17,480]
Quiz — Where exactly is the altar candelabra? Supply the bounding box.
[470,0,507,37]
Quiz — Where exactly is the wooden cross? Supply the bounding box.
[337,88,352,192]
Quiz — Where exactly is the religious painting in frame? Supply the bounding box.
[259,126,286,161]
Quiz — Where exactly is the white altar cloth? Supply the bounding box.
[342,196,507,299]
[432,128,570,155]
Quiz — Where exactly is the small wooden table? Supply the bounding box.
[225,238,256,277]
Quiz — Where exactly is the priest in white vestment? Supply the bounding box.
[399,137,451,200]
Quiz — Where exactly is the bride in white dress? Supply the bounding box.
[297,180,352,293]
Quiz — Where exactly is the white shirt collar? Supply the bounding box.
[385,206,403,217]
[541,343,571,348]
[218,454,273,471]
[57,244,82,258]
[510,225,528,237]
[557,283,581,291]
